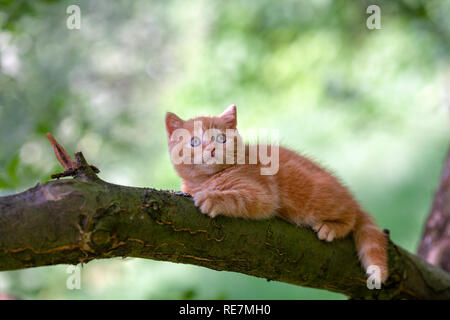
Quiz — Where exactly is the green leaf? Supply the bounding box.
[6,154,19,185]
[0,175,10,189]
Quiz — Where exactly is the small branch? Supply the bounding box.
[46,133,100,180]
[46,133,75,171]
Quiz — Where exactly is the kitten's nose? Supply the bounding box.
[211,148,215,157]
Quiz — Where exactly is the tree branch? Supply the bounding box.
[1,141,450,299]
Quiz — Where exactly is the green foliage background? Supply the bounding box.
[0,0,449,299]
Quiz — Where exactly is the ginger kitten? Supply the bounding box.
[165,104,388,283]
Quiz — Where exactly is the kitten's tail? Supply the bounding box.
[353,211,388,283]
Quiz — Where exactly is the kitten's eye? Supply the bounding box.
[216,134,226,144]
[190,137,201,147]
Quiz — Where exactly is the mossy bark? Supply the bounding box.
[1,170,450,299]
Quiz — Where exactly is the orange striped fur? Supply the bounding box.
[165,105,388,283]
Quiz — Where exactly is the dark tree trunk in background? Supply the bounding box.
[418,150,450,273]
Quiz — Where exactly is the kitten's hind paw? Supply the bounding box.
[313,223,336,242]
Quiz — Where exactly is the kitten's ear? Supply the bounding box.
[165,112,184,137]
[219,104,237,129]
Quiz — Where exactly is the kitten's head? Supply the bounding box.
[165,104,243,178]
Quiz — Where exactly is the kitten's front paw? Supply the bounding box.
[193,191,219,218]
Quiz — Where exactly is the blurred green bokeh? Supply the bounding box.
[0,0,449,299]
